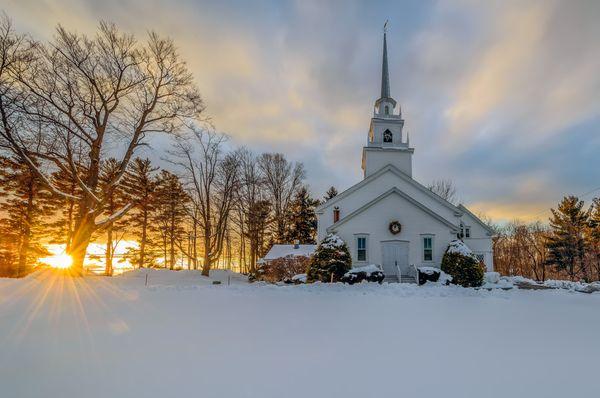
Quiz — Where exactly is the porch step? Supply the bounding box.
[383,275,417,284]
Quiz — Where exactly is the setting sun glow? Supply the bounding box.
[40,253,73,269]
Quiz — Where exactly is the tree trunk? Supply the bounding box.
[202,234,211,276]
[192,220,198,270]
[105,224,113,276]
[17,181,35,277]
[139,208,148,268]
[66,198,75,252]
[69,216,95,276]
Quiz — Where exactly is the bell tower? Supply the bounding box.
[362,22,414,178]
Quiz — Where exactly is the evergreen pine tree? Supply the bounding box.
[244,199,271,272]
[97,158,128,276]
[285,186,318,244]
[43,168,80,251]
[545,196,589,281]
[153,170,189,269]
[121,158,159,268]
[588,198,600,242]
[0,156,53,276]
[324,186,338,201]
[306,234,352,282]
[586,198,600,280]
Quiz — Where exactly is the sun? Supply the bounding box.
[40,253,73,269]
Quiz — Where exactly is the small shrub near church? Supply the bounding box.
[441,240,485,288]
[250,256,311,283]
[341,264,385,284]
[306,234,352,283]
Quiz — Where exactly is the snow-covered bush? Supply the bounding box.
[249,255,310,283]
[341,264,384,284]
[484,272,501,284]
[441,240,484,288]
[417,266,441,285]
[306,234,352,283]
[285,273,307,284]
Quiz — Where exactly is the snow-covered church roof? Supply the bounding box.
[261,244,317,262]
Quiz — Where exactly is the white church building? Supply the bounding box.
[316,29,494,282]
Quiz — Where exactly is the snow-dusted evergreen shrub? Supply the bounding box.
[306,234,352,283]
[341,264,385,284]
[250,256,311,283]
[441,240,485,287]
[417,266,441,285]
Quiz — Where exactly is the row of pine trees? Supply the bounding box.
[0,149,337,277]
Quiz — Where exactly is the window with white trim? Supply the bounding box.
[356,236,367,262]
[465,227,471,238]
[423,236,433,262]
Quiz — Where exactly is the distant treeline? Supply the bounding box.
[493,196,600,282]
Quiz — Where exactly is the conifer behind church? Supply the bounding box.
[285,186,318,244]
[545,196,589,281]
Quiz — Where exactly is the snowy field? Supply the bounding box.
[1,269,599,398]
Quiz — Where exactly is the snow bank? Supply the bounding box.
[484,272,501,284]
[417,266,439,275]
[2,270,600,398]
[291,273,307,283]
[346,264,382,276]
[117,268,248,286]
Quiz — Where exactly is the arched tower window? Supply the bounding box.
[383,129,393,143]
[384,105,389,115]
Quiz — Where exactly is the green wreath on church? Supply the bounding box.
[389,220,402,235]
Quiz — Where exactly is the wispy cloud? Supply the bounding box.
[3,0,599,221]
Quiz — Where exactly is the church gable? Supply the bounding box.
[317,165,461,225]
[327,187,458,234]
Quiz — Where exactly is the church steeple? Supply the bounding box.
[381,23,391,99]
[363,21,413,179]
[375,21,397,116]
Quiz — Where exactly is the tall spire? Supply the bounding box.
[380,21,390,99]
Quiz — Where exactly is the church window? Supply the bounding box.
[422,236,433,262]
[458,224,470,239]
[333,207,340,223]
[385,105,389,115]
[356,236,367,262]
[383,129,393,143]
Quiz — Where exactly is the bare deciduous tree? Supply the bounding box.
[258,153,304,242]
[0,17,204,274]
[493,221,549,281]
[174,130,240,276]
[427,179,457,204]
[234,148,271,272]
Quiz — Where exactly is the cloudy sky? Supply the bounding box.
[4,0,600,222]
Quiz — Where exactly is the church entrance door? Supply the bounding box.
[381,241,409,279]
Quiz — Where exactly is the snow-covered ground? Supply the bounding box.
[1,269,599,398]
